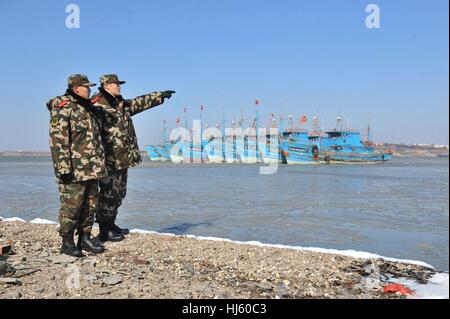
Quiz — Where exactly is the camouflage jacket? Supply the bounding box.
[47,90,107,182]
[91,88,164,172]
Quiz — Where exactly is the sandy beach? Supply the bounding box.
[1,219,444,299]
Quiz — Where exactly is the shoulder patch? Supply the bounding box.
[56,100,68,108]
[51,117,58,127]
[91,96,101,104]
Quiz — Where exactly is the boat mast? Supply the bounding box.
[367,112,372,142]
[163,119,167,144]
[200,105,204,161]
[222,107,225,161]
[279,114,284,136]
[336,116,343,131]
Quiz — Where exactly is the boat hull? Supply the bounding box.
[145,146,161,162]
[321,152,392,163]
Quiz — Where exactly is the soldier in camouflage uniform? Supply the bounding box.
[91,74,175,242]
[47,74,108,257]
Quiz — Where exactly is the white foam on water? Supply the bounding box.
[411,273,449,299]
[29,218,58,225]
[130,229,433,267]
[130,228,178,237]
[130,228,449,298]
[391,273,449,299]
[2,221,448,298]
[193,235,436,268]
[2,217,27,222]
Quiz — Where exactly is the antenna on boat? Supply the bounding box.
[239,108,244,128]
[312,116,319,134]
[163,119,167,143]
[336,116,343,131]
[183,106,188,130]
[200,104,204,136]
[267,113,275,130]
[278,113,283,135]
[279,114,284,135]
[255,99,259,139]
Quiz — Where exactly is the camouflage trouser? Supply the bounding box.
[58,180,98,236]
[96,168,128,225]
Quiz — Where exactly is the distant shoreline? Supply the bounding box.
[1,144,448,158]
[0,152,51,157]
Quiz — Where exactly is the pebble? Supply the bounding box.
[102,275,123,286]
[182,263,194,275]
[6,290,22,299]
[0,261,12,276]
[0,278,21,285]
[84,275,98,282]
[47,255,78,264]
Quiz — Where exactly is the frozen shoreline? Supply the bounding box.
[0,217,448,299]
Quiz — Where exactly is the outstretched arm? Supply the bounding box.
[127,90,175,116]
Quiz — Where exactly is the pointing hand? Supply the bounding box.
[160,90,176,99]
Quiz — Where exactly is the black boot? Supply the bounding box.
[60,232,84,258]
[98,222,125,242]
[78,232,105,254]
[111,223,130,235]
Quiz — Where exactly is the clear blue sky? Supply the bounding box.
[0,0,448,150]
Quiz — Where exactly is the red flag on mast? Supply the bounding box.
[255,99,260,105]
[300,115,307,124]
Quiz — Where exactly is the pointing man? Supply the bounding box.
[91,74,175,242]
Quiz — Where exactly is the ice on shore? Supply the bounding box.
[1,217,448,298]
[30,218,58,225]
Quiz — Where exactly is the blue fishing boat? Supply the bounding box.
[224,135,241,163]
[238,137,262,164]
[261,117,284,164]
[234,107,263,164]
[319,117,392,163]
[281,129,321,164]
[154,144,171,162]
[171,140,202,163]
[261,135,283,163]
[168,141,184,164]
[145,145,161,162]
[203,138,224,163]
[187,141,205,163]
[321,132,392,163]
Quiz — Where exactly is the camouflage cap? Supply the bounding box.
[99,74,126,85]
[67,74,96,88]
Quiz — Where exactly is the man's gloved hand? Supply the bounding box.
[60,173,74,183]
[160,90,176,99]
